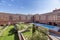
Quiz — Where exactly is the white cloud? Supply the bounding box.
[35,0,60,14]
[48,0,60,8]
[46,0,60,12]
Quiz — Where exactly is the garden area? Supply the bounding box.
[16,22,49,40]
[0,25,19,40]
[0,26,5,33]
[0,22,49,40]
[0,26,3,32]
[0,26,6,36]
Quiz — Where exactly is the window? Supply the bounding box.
[9,16,12,20]
[40,16,46,20]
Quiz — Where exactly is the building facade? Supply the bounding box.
[0,9,60,26]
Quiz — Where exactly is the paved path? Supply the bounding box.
[49,35,60,40]
[18,31,24,40]
[49,33,60,40]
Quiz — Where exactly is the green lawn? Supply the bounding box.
[16,23,33,40]
[0,27,3,30]
[16,23,48,40]
[22,27,32,40]
[0,25,19,40]
[0,26,4,31]
[17,23,33,31]
[22,27,48,40]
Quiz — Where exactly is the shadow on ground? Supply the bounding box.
[8,28,19,40]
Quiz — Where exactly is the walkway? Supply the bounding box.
[18,31,24,40]
[49,33,60,40]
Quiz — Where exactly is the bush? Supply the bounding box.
[28,30,48,40]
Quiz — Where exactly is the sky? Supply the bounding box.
[0,0,60,14]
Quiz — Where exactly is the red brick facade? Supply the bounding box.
[0,9,60,26]
[34,9,60,26]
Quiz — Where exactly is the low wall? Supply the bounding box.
[49,30,60,35]
[18,32,24,40]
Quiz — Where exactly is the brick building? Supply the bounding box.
[34,9,60,26]
[0,9,60,26]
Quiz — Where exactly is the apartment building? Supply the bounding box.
[26,15,33,22]
[0,9,60,26]
[33,14,40,23]
[0,13,10,25]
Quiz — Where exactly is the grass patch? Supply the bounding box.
[0,25,19,40]
[22,27,32,40]
[17,23,48,40]
[0,26,4,31]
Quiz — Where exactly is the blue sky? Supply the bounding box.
[0,0,60,14]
